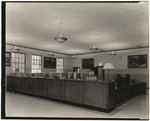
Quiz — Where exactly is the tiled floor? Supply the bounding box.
[5,91,149,119]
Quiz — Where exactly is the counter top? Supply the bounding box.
[7,76,115,84]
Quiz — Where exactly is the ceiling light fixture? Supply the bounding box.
[109,51,116,56]
[48,52,54,56]
[55,20,67,43]
[90,45,99,52]
[72,55,76,59]
[12,45,20,52]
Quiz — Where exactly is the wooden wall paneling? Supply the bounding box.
[6,76,11,91]
[21,78,28,93]
[115,83,146,105]
[84,82,107,108]
[7,76,15,92]
[51,80,65,100]
[140,83,146,94]
[20,77,25,93]
[16,77,22,92]
[37,79,47,97]
[43,79,48,97]
[36,79,42,96]
[107,83,115,108]
[65,81,84,104]
[32,78,40,96]
[46,79,53,98]
[27,78,34,94]
[7,77,146,112]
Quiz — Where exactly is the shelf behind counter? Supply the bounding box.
[7,76,115,113]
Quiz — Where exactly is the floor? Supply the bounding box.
[5,91,149,119]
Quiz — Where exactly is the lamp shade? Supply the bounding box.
[103,63,114,70]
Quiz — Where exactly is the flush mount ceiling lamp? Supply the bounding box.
[11,45,20,52]
[90,45,100,52]
[55,20,67,43]
[109,51,116,56]
[72,55,76,59]
[48,52,54,56]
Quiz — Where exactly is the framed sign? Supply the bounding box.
[82,58,94,69]
[128,54,147,68]
[44,57,56,68]
[6,52,11,66]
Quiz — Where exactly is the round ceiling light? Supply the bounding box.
[90,45,99,52]
[48,52,54,56]
[55,20,67,43]
[55,34,67,43]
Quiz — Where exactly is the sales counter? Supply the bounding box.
[7,76,146,113]
[7,76,115,112]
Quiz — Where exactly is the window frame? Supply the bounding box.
[11,52,26,73]
[56,58,64,73]
[31,54,42,73]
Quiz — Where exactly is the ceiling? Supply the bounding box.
[6,2,149,55]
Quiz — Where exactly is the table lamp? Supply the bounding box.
[103,63,114,81]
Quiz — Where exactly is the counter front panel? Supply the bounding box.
[7,76,116,112]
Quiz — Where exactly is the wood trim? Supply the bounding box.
[74,46,149,56]
[6,43,72,56]
[6,43,148,56]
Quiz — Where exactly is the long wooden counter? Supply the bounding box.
[115,82,146,104]
[7,76,146,113]
[7,76,115,113]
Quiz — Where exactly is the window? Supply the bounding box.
[56,58,64,73]
[12,52,26,73]
[31,55,42,73]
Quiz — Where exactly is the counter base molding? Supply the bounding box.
[7,76,115,113]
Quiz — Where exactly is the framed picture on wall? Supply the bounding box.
[82,58,94,69]
[128,54,147,68]
[44,57,56,68]
[6,52,11,66]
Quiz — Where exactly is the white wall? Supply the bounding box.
[6,45,149,87]
[6,44,73,75]
[73,48,149,87]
